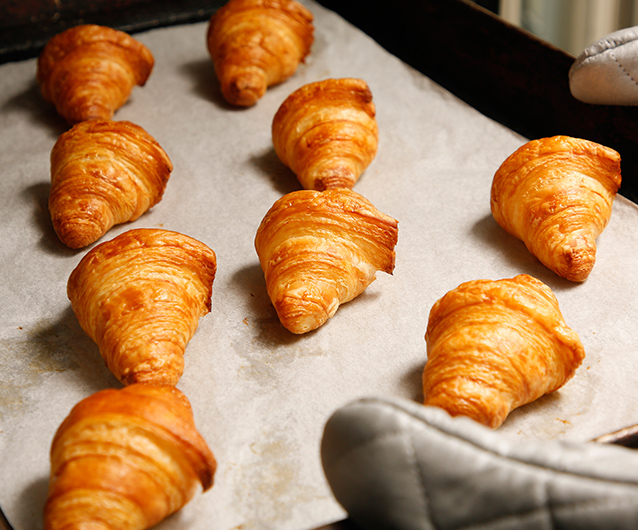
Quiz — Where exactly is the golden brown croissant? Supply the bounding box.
[490,135,621,282]
[206,0,314,106]
[272,78,379,190]
[255,188,398,334]
[49,119,173,249]
[36,24,154,124]
[423,274,585,429]
[44,383,217,530]
[67,228,217,386]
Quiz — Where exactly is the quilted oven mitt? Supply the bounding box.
[569,26,638,105]
[321,396,638,529]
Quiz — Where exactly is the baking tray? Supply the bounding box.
[3,1,638,529]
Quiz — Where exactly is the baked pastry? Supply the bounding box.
[490,135,621,282]
[206,0,314,106]
[423,274,585,429]
[36,24,154,124]
[67,228,217,386]
[49,119,173,249]
[43,383,216,530]
[272,78,379,190]
[255,188,398,334]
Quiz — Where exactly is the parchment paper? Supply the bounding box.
[2,2,638,529]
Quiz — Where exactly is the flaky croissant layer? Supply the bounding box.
[272,78,379,190]
[423,274,585,429]
[490,135,621,282]
[44,384,217,530]
[255,188,398,334]
[37,24,154,124]
[207,0,314,106]
[67,228,217,386]
[49,119,173,249]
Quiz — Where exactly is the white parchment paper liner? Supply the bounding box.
[2,2,638,528]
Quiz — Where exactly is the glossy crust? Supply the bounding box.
[67,228,217,386]
[37,24,154,124]
[44,384,217,530]
[490,136,621,282]
[206,0,314,106]
[272,78,379,190]
[49,119,173,249]
[255,188,398,334]
[423,274,585,429]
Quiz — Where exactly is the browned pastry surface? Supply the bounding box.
[255,188,398,334]
[490,135,621,282]
[49,119,173,249]
[44,383,217,530]
[67,228,217,386]
[37,24,154,124]
[423,274,585,429]
[272,78,379,190]
[206,0,314,106]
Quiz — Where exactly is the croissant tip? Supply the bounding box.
[53,218,107,249]
[555,237,597,282]
[122,370,182,387]
[560,268,592,283]
[424,393,507,430]
[56,102,114,125]
[69,107,114,125]
[273,288,338,334]
[55,230,101,250]
[277,307,327,335]
[312,172,358,191]
[560,264,594,283]
[225,74,267,106]
[284,321,321,334]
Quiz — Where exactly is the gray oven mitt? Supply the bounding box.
[321,396,638,529]
[569,26,638,105]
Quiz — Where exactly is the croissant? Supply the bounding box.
[255,188,398,334]
[423,274,585,429]
[206,0,314,106]
[67,228,217,386]
[272,78,379,190]
[44,383,217,530]
[49,119,173,249]
[36,24,154,124]
[490,135,621,282]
